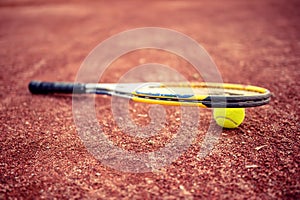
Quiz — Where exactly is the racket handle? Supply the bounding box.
[29,81,86,94]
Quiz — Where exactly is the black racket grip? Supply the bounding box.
[29,81,86,94]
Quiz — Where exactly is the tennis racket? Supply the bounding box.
[28,81,271,108]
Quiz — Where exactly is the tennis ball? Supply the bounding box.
[213,108,245,128]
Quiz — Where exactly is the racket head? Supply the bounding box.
[127,82,271,108]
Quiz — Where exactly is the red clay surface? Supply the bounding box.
[1,0,299,199]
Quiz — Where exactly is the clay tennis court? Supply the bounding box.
[1,0,299,199]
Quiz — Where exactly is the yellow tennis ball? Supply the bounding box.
[213,108,245,128]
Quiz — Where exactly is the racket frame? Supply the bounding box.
[29,81,271,108]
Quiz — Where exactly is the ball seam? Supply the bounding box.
[215,116,239,126]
